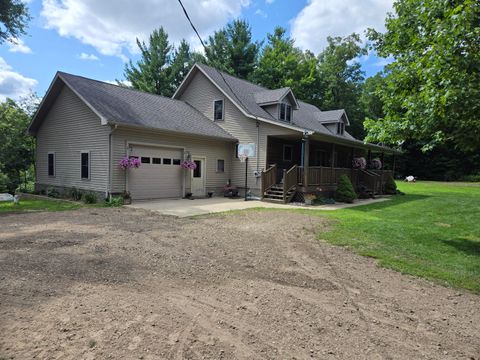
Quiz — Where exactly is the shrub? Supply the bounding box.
[84,192,97,204]
[105,196,123,207]
[385,175,398,195]
[69,187,83,201]
[47,187,60,198]
[462,174,480,182]
[335,174,357,203]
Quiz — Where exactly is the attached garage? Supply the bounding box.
[128,145,183,200]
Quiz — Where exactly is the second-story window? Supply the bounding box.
[279,103,292,122]
[214,100,224,121]
[337,122,345,135]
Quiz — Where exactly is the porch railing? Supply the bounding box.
[283,165,298,203]
[261,164,277,195]
[296,166,393,194]
[298,166,353,186]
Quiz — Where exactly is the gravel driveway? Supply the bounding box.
[0,208,479,359]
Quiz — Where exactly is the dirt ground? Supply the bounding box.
[0,208,479,360]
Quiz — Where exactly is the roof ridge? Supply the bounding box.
[57,71,186,104]
[196,63,268,91]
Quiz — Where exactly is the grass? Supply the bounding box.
[0,198,82,213]
[313,181,480,293]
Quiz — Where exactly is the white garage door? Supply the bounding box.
[128,145,183,200]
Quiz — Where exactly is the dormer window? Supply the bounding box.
[279,103,292,122]
[214,100,224,121]
[337,122,345,135]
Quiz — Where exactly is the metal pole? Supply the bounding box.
[245,157,248,201]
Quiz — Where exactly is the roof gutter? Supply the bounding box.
[107,121,238,142]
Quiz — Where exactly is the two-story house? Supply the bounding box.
[28,63,398,202]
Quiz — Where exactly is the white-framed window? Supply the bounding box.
[337,122,345,135]
[80,151,90,180]
[47,152,55,177]
[213,99,224,121]
[283,144,293,162]
[279,103,292,122]
[286,104,292,121]
[217,159,225,173]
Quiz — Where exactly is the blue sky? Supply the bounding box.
[0,0,393,101]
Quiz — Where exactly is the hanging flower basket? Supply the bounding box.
[371,158,382,170]
[119,155,141,170]
[180,160,197,170]
[352,157,367,170]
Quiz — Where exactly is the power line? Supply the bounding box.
[176,0,207,50]
[176,0,252,115]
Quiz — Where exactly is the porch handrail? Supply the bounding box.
[283,165,298,203]
[359,169,382,194]
[261,164,277,196]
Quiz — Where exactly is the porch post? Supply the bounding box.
[303,137,310,188]
[367,149,372,168]
[392,154,396,175]
[331,143,336,185]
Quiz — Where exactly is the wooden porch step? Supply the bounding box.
[261,197,284,203]
[264,193,284,199]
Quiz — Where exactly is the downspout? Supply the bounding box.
[107,124,118,200]
[256,121,260,185]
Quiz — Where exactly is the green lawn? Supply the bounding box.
[316,182,480,293]
[0,198,82,213]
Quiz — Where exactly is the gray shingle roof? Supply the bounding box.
[195,63,354,142]
[253,88,290,105]
[314,109,346,123]
[57,72,236,140]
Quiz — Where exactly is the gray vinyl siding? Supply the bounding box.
[111,127,232,195]
[35,84,110,193]
[263,104,278,118]
[178,71,299,193]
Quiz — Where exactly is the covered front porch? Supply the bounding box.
[261,134,397,203]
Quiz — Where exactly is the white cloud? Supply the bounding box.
[291,0,393,53]
[41,0,250,59]
[79,52,99,61]
[0,57,37,101]
[374,55,394,67]
[255,9,267,18]
[265,0,274,4]
[8,38,32,54]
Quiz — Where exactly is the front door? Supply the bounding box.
[191,157,206,197]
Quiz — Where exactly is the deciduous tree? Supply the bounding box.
[365,0,480,152]
[0,0,31,43]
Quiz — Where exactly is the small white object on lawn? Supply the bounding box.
[405,176,415,182]
[0,193,14,202]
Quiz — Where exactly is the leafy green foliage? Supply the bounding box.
[252,27,318,102]
[366,0,480,153]
[46,187,60,198]
[205,20,260,79]
[104,196,124,207]
[69,187,83,201]
[385,175,397,194]
[0,96,38,193]
[335,174,358,203]
[0,199,81,213]
[123,28,199,97]
[83,192,97,204]
[315,34,367,138]
[0,0,31,43]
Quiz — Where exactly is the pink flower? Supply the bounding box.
[180,160,197,170]
[119,155,141,169]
